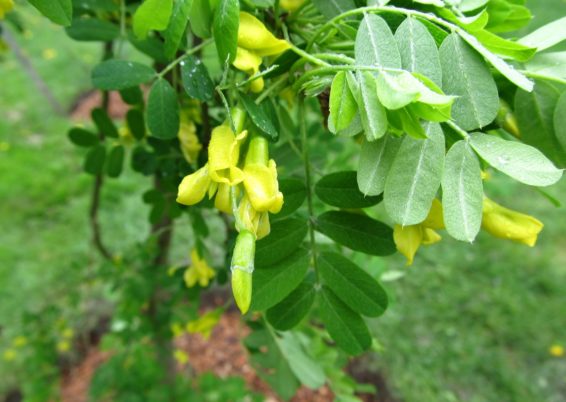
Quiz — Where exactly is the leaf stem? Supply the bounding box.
[446,120,470,139]
[157,38,214,78]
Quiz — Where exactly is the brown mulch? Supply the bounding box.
[69,90,130,121]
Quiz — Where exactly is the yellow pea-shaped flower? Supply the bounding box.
[178,120,202,165]
[184,249,216,288]
[208,125,247,185]
[177,165,211,205]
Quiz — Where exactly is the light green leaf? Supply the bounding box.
[485,0,531,33]
[189,0,212,38]
[355,14,401,69]
[92,60,155,90]
[469,133,563,187]
[213,0,239,65]
[525,52,566,84]
[65,18,119,41]
[441,141,483,242]
[316,211,396,256]
[459,0,488,12]
[164,0,193,59]
[355,71,388,140]
[319,287,371,355]
[315,171,382,209]
[181,55,214,101]
[553,92,566,150]
[251,249,310,311]
[255,218,308,266]
[266,280,315,330]
[133,0,173,39]
[319,252,388,317]
[146,78,180,140]
[312,0,356,19]
[357,135,402,196]
[28,0,72,26]
[515,80,566,167]
[394,17,442,86]
[277,332,326,389]
[439,33,499,131]
[375,71,420,110]
[473,29,536,62]
[384,123,445,226]
[520,17,566,53]
[329,72,357,133]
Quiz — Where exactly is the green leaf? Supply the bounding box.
[128,32,168,63]
[180,55,214,101]
[375,71,420,110]
[357,135,402,196]
[384,123,445,226]
[239,94,279,142]
[394,17,442,86]
[84,144,106,175]
[92,60,155,91]
[163,0,194,59]
[441,140,483,242]
[515,80,566,167]
[319,252,388,317]
[28,0,72,26]
[146,78,180,140]
[133,0,173,39]
[251,249,310,311]
[525,52,566,84]
[469,133,563,187]
[485,0,531,34]
[255,218,308,266]
[65,18,119,41]
[354,71,388,140]
[519,17,566,52]
[106,145,125,178]
[119,86,144,105]
[355,14,401,69]
[315,171,382,208]
[266,280,315,330]
[312,0,356,19]
[439,33,499,131]
[126,109,146,140]
[277,179,306,219]
[553,92,566,150]
[473,29,535,62]
[91,107,119,138]
[189,0,213,38]
[213,0,239,65]
[277,332,326,389]
[329,72,357,133]
[316,211,395,256]
[68,128,98,147]
[319,286,371,355]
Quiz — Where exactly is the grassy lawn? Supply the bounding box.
[1,2,565,401]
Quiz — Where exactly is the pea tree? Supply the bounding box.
[2,0,565,400]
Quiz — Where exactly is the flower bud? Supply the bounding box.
[177,165,211,205]
[230,230,256,314]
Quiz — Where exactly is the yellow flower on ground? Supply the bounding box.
[481,197,543,247]
[177,165,212,206]
[12,336,27,348]
[184,249,215,288]
[280,0,306,12]
[186,309,222,340]
[178,120,202,165]
[394,199,444,265]
[549,344,564,357]
[233,12,290,92]
[0,0,14,19]
[174,349,189,365]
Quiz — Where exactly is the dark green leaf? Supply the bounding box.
[106,145,125,178]
[146,78,180,140]
[28,0,72,26]
[132,0,173,39]
[119,86,144,105]
[213,0,239,65]
[128,33,168,63]
[357,135,402,196]
[319,286,371,355]
[68,128,98,147]
[91,107,119,138]
[277,179,307,218]
[266,280,315,330]
[164,0,193,59]
[65,18,119,41]
[240,93,279,141]
[255,218,308,266]
[84,144,106,175]
[131,146,157,175]
[315,171,382,208]
[92,60,155,91]
[126,109,146,140]
[181,55,214,101]
[251,249,310,311]
[189,0,213,38]
[319,252,388,317]
[316,211,395,256]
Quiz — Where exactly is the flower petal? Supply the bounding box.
[393,224,423,266]
[177,165,211,205]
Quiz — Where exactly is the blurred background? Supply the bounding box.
[1,1,565,401]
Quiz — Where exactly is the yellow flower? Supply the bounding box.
[42,48,57,60]
[243,159,284,213]
[481,197,543,247]
[233,12,290,92]
[178,120,202,165]
[280,0,306,12]
[62,328,74,339]
[237,195,271,240]
[208,125,247,185]
[118,126,135,145]
[549,344,564,357]
[214,183,233,214]
[3,349,16,361]
[394,199,443,265]
[57,340,71,353]
[0,0,14,19]
[171,322,185,338]
[174,349,189,365]
[177,165,211,206]
[12,336,27,348]
[184,249,215,288]
[186,309,222,340]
